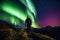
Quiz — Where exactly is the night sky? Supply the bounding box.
[0,0,60,28]
[32,0,60,27]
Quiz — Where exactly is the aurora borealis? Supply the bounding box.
[0,0,39,28]
[0,0,60,28]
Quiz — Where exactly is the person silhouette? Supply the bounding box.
[25,16,32,35]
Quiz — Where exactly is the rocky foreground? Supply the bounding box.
[0,20,54,40]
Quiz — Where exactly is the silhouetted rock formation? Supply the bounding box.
[0,20,54,40]
[33,26,60,40]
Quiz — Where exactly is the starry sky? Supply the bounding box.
[32,0,60,27]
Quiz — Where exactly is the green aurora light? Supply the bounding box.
[20,0,36,16]
[0,0,39,28]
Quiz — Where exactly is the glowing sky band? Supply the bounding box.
[1,0,39,28]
